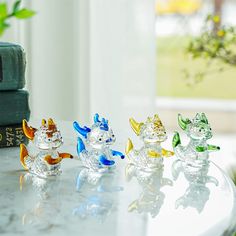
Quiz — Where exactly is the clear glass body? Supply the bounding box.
[127,143,164,171]
[26,148,62,178]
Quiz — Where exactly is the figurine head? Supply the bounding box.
[129,114,167,143]
[178,113,212,140]
[22,119,63,150]
[73,114,116,149]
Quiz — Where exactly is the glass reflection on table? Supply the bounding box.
[172,160,219,213]
[19,173,62,226]
[125,164,172,218]
[73,168,123,222]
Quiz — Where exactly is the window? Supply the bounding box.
[156,0,236,100]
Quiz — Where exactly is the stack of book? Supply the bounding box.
[0,42,30,148]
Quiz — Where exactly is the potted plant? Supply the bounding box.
[185,14,236,83]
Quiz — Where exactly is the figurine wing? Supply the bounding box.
[77,137,86,155]
[22,120,37,140]
[73,121,91,138]
[172,132,181,148]
[125,138,134,155]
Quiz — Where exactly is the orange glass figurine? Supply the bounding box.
[20,119,73,178]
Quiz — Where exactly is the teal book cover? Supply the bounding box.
[0,42,26,90]
[0,90,30,126]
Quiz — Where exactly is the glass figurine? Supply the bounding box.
[172,113,220,165]
[126,164,172,217]
[73,113,125,171]
[20,119,73,178]
[125,114,174,170]
[172,160,218,213]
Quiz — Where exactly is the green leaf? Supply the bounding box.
[14,8,35,19]
[13,0,21,14]
[0,19,10,36]
[0,3,7,20]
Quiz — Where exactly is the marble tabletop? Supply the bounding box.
[0,139,236,236]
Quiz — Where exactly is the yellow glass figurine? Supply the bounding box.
[20,119,73,178]
[125,114,174,170]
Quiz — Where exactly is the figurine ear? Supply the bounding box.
[48,118,56,130]
[195,113,201,121]
[154,114,160,120]
[48,118,55,126]
[102,118,108,124]
[201,113,208,124]
[129,118,144,136]
[178,114,191,130]
[94,113,100,123]
[41,119,46,126]
[22,119,37,140]
[73,121,91,138]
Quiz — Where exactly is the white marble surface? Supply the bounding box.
[0,138,236,236]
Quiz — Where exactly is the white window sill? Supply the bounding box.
[156,96,236,112]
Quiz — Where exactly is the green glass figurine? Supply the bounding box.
[172,113,220,165]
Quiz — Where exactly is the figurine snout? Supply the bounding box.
[106,138,113,143]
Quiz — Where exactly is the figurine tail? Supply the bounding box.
[20,144,29,170]
[125,138,134,155]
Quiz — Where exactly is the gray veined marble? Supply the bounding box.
[0,143,236,236]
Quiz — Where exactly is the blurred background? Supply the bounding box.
[2,0,236,176]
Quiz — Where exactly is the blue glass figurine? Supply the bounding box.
[172,113,220,165]
[73,114,125,171]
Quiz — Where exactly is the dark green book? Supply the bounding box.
[0,90,30,126]
[0,124,28,148]
[0,42,26,90]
